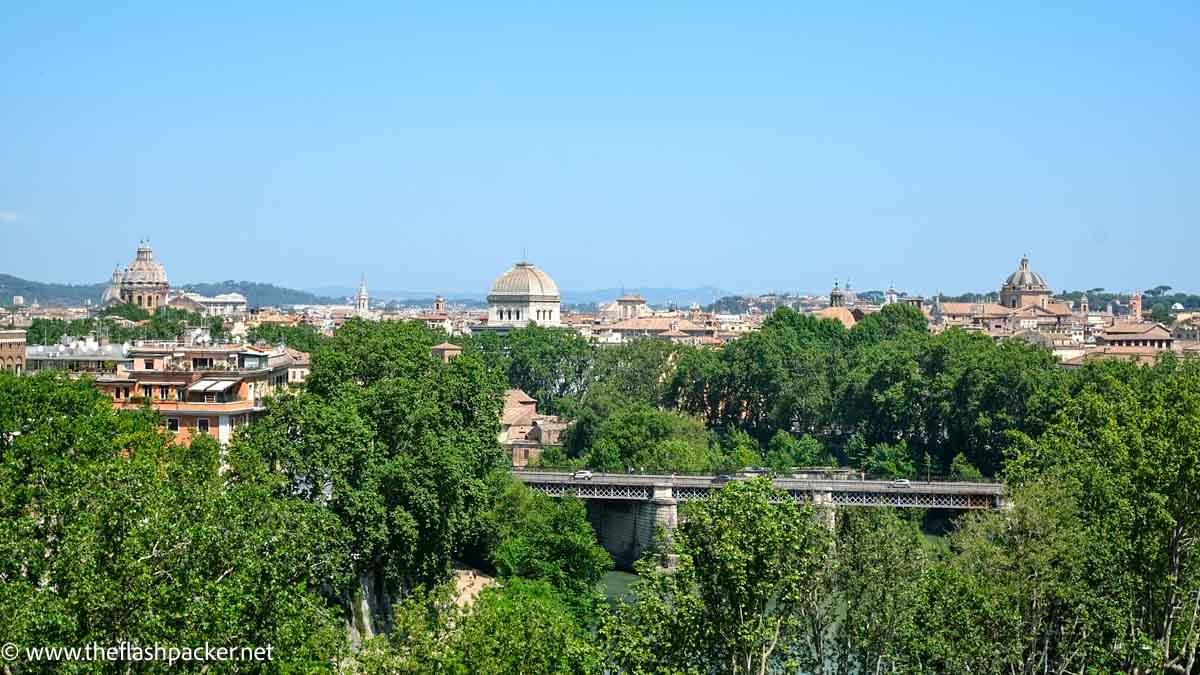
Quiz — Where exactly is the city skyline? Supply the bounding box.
[0,243,1187,301]
[3,2,1198,293]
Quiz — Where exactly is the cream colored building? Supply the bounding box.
[483,261,561,332]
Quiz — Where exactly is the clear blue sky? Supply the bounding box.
[2,2,1197,296]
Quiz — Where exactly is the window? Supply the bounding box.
[197,418,210,434]
[159,385,169,400]
[144,359,154,370]
[141,385,152,399]
[166,418,179,433]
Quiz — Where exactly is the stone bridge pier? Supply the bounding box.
[586,483,678,569]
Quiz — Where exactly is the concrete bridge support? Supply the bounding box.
[586,484,679,569]
[586,500,651,569]
[811,490,837,530]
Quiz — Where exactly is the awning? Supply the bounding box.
[186,379,239,393]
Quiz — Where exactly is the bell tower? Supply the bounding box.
[355,275,369,315]
[830,280,845,308]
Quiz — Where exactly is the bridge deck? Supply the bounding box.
[513,471,1006,510]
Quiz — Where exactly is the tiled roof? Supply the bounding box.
[1100,322,1170,336]
[812,306,857,329]
[938,302,1010,317]
[606,317,706,332]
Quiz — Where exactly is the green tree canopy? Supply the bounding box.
[486,480,612,598]
[0,373,350,669]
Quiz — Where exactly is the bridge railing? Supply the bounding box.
[512,470,1007,510]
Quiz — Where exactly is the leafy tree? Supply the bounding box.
[100,302,151,321]
[585,339,681,407]
[359,579,602,674]
[487,481,612,598]
[859,441,915,478]
[904,480,1123,672]
[846,302,927,346]
[603,479,835,673]
[832,508,928,674]
[717,427,764,471]
[839,328,1062,476]
[765,430,832,471]
[949,452,983,479]
[447,579,604,674]
[1150,301,1171,324]
[355,582,459,673]
[238,318,508,635]
[0,373,350,670]
[1007,355,1200,671]
[247,322,326,352]
[570,401,713,473]
[502,325,594,415]
[668,308,844,445]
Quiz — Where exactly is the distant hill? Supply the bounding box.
[178,281,340,307]
[0,274,339,308]
[0,274,106,306]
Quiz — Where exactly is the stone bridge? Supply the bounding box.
[512,470,1008,568]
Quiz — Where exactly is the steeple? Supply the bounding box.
[830,280,845,308]
[355,274,369,314]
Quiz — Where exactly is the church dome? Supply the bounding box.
[488,262,560,300]
[121,242,168,286]
[1002,256,1048,290]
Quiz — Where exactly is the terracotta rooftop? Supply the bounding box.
[812,306,857,329]
[937,302,1010,317]
[606,317,706,332]
[1100,322,1170,336]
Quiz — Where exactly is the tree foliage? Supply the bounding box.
[487,480,612,598]
[236,318,508,634]
[0,373,350,670]
[246,322,327,352]
[604,479,835,673]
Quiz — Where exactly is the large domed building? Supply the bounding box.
[999,256,1051,309]
[484,261,561,331]
[102,241,170,310]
